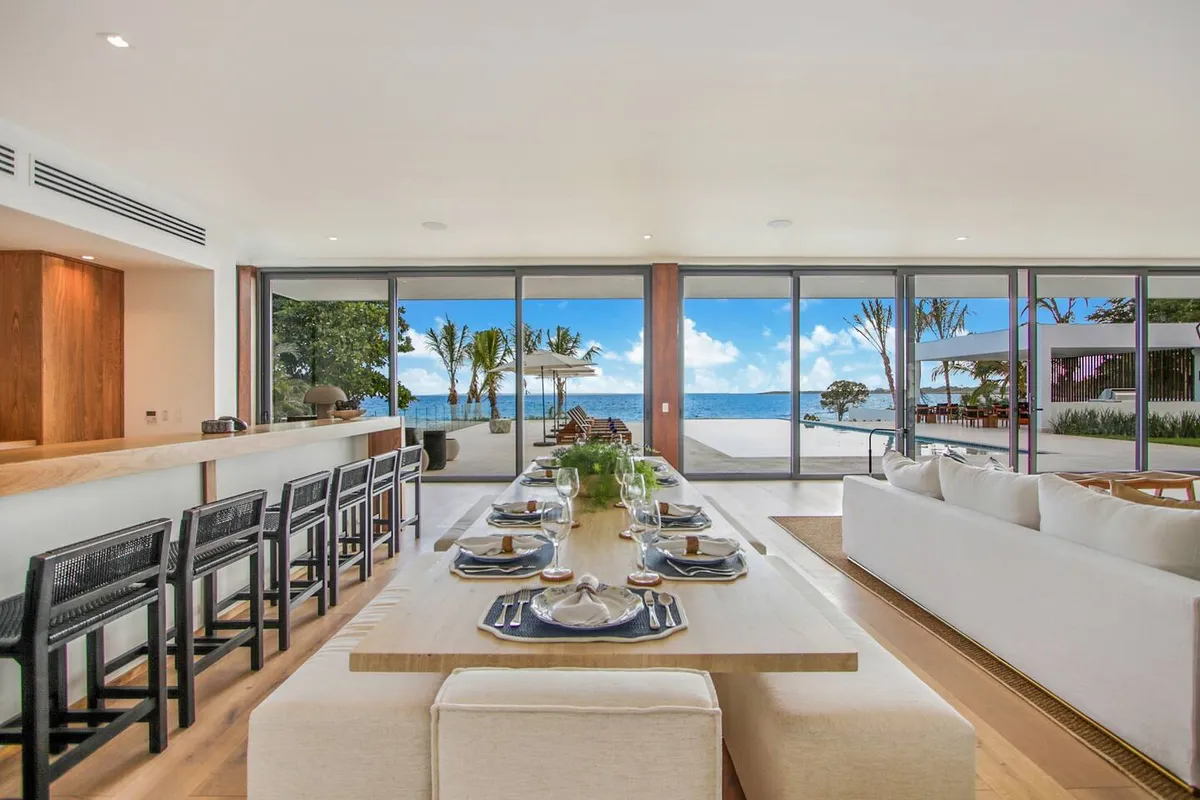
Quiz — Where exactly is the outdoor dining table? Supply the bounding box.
[350,460,858,674]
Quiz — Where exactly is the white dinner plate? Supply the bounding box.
[457,536,544,563]
[656,536,741,566]
[530,584,643,630]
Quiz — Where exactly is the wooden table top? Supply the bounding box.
[350,463,858,674]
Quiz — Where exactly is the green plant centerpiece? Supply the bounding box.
[552,441,658,510]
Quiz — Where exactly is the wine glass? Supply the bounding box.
[627,497,662,586]
[539,498,573,581]
[613,455,635,508]
[619,473,646,539]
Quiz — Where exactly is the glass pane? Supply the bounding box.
[796,274,897,475]
[1146,274,1200,473]
[682,275,791,475]
[269,278,391,422]
[911,274,1013,467]
[1035,274,1137,472]
[520,274,645,452]
[394,274,517,477]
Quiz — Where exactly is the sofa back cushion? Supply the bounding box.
[881,450,942,500]
[1110,481,1200,510]
[938,457,1040,529]
[1040,474,1200,580]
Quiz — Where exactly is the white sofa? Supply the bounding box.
[248,554,445,800]
[714,554,975,800]
[843,474,1200,789]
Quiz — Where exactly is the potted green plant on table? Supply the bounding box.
[552,441,659,510]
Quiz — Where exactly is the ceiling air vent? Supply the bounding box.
[32,159,206,246]
[0,144,14,176]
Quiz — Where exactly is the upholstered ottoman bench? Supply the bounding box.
[713,555,975,800]
[432,667,722,800]
[248,554,445,800]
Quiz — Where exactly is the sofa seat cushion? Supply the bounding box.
[713,555,975,800]
[432,667,722,800]
[882,450,943,499]
[1041,474,1200,580]
[939,457,1040,529]
[248,554,445,800]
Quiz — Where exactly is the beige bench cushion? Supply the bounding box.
[432,667,722,800]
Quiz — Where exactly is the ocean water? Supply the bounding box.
[360,391,953,424]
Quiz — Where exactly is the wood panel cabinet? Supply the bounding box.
[0,251,124,445]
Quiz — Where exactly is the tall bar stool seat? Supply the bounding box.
[0,520,171,800]
[367,451,401,562]
[169,490,268,728]
[328,459,373,607]
[258,471,331,651]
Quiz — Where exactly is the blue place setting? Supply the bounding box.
[451,533,553,579]
[520,468,558,486]
[647,535,748,581]
[487,500,544,528]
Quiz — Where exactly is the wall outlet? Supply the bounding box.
[161,409,170,422]
[661,402,670,413]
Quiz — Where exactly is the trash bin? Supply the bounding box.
[423,430,447,471]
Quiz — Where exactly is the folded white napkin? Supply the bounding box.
[534,457,559,468]
[550,574,610,626]
[457,534,544,558]
[657,502,702,519]
[657,536,740,559]
[492,500,542,516]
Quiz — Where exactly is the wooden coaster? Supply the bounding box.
[571,520,581,529]
[627,572,662,587]
[540,567,575,582]
[618,530,633,540]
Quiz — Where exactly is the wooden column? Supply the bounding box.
[236,265,257,422]
[650,263,681,467]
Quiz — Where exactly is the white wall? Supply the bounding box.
[124,267,217,434]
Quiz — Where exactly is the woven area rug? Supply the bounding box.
[770,515,1190,800]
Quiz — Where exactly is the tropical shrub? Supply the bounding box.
[552,441,658,509]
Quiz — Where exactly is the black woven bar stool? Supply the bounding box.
[258,471,331,651]
[368,451,400,561]
[327,458,372,607]
[391,444,423,540]
[0,519,171,800]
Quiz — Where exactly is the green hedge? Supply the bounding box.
[1049,408,1200,439]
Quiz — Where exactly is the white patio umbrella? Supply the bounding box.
[491,350,596,445]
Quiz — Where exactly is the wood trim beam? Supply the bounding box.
[236,265,257,422]
[650,263,681,467]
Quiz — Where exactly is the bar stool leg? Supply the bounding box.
[359,502,371,581]
[202,573,217,637]
[86,628,105,726]
[276,530,292,651]
[315,519,329,617]
[414,475,422,539]
[146,596,168,754]
[47,648,68,755]
[175,577,197,728]
[249,546,264,670]
[21,649,51,800]
[327,515,341,608]
[387,486,399,558]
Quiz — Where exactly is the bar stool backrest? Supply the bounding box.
[179,490,268,568]
[23,519,172,642]
[330,459,372,511]
[398,444,423,478]
[370,452,399,497]
[279,471,332,533]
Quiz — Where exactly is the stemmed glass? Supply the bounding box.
[619,473,647,539]
[555,467,580,527]
[539,498,574,581]
[627,497,662,586]
[613,455,635,508]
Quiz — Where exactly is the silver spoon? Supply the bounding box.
[659,593,677,627]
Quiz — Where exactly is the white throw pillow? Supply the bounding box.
[938,457,1040,529]
[1039,474,1200,580]
[881,450,942,500]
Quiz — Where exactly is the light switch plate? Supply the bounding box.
[661,402,669,413]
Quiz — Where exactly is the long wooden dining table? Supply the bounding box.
[350,461,858,674]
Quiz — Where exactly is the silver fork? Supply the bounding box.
[494,592,515,627]
[509,588,532,628]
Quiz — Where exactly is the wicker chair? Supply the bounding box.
[260,472,331,651]
[370,444,423,552]
[0,519,172,800]
[327,458,373,606]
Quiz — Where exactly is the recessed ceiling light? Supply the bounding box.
[643,234,653,240]
[422,221,448,231]
[100,33,131,48]
[955,236,970,241]
[327,236,338,241]
[81,255,95,260]
[767,219,793,229]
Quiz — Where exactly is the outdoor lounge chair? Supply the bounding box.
[555,406,632,445]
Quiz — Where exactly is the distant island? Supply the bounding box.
[756,386,978,396]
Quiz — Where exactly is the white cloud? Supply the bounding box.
[396,367,447,395]
[777,324,859,357]
[761,326,772,338]
[627,319,740,368]
[799,357,837,391]
[686,368,732,393]
[624,331,645,365]
[568,365,643,394]
[400,334,441,361]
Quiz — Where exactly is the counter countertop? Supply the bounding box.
[0,417,405,498]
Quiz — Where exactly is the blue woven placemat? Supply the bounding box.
[478,587,687,642]
[660,512,713,532]
[646,548,748,582]
[451,540,553,580]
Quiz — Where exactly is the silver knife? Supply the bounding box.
[643,591,660,630]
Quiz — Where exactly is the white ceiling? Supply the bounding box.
[0,205,199,270]
[1,0,1198,264]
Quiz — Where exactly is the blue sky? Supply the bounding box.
[393,294,1108,395]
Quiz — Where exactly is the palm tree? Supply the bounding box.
[844,299,895,407]
[464,354,482,416]
[1023,297,1081,324]
[543,325,601,415]
[423,317,470,415]
[506,322,542,355]
[470,328,511,420]
[917,298,971,405]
